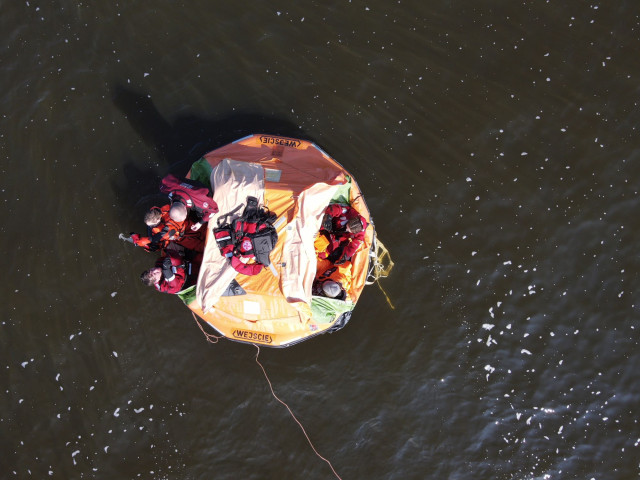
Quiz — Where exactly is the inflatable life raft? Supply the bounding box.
[177,134,380,347]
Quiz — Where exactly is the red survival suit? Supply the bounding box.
[153,249,196,294]
[317,204,368,262]
[159,174,218,225]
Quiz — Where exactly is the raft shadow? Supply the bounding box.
[111,84,310,225]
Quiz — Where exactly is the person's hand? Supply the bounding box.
[191,222,202,231]
[161,257,173,278]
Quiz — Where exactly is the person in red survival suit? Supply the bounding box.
[130,205,206,253]
[316,204,367,264]
[130,205,185,252]
[139,248,193,294]
[160,174,218,232]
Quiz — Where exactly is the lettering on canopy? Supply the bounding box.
[259,136,301,148]
[232,329,274,344]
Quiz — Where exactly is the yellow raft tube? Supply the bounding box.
[178,134,376,347]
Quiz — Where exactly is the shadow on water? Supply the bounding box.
[110,84,308,218]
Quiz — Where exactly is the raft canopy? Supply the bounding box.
[182,134,374,347]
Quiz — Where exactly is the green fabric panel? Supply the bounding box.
[176,285,197,306]
[329,175,351,205]
[189,157,213,189]
[310,295,355,324]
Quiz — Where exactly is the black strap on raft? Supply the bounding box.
[238,196,277,266]
[216,203,243,229]
[213,203,243,253]
[214,196,278,274]
[221,279,246,296]
[251,228,276,266]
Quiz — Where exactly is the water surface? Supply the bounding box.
[2,1,639,479]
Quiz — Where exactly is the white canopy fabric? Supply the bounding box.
[196,159,265,312]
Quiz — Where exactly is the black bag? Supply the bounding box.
[251,228,278,267]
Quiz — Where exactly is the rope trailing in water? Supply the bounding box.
[377,281,395,310]
[191,313,343,479]
[192,312,222,344]
[253,344,343,480]
[366,237,395,309]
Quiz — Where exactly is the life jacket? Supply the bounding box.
[159,174,219,223]
[214,196,278,276]
[314,259,352,299]
[132,205,186,252]
[150,205,186,241]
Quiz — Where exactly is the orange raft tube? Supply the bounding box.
[178,134,376,347]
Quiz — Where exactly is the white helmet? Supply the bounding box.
[322,280,342,298]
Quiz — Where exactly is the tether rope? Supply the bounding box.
[192,312,222,344]
[191,313,343,479]
[376,282,395,310]
[366,237,395,309]
[253,344,343,480]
